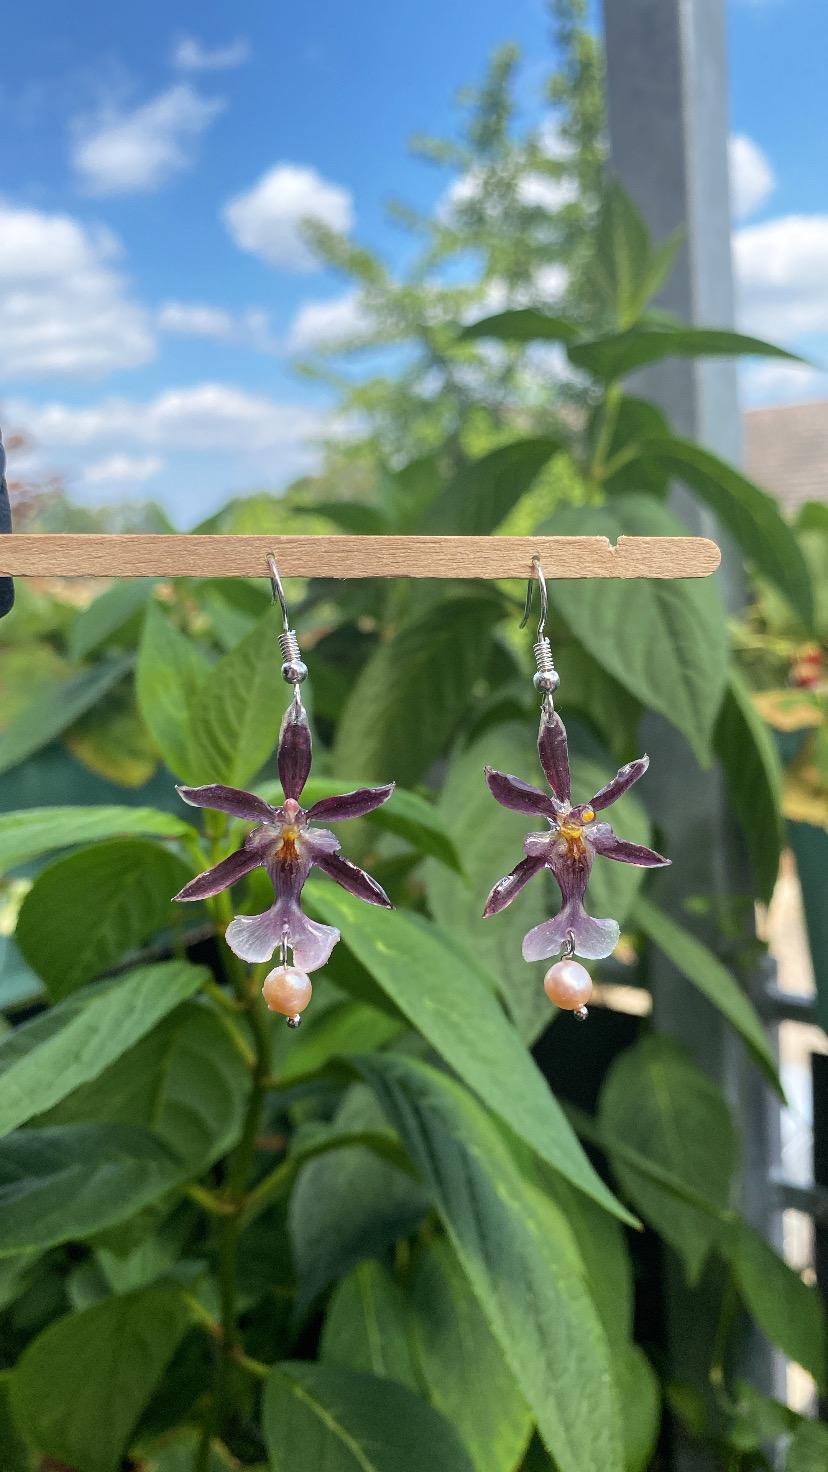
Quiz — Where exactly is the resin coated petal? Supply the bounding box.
[305,783,395,823]
[225,898,340,971]
[538,707,571,803]
[588,756,650,813]
[588,824,670,868]
[278,702,312,800]
[174,846,261,901]
[302,827,341,861]
[313,851,393,908]
[523,908,620,962]
[175,784,276,824]
[484,767,560,819]
[483,853,546,917]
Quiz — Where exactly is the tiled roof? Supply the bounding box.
[744,400,828,513]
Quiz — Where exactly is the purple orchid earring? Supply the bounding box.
[482,556,670,1022]
[173,555,395,1027]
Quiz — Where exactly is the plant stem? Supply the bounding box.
[194,880,273,1472]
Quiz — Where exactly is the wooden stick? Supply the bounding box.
[0,533,720,580]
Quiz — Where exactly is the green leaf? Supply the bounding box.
[588,182,678,328]
[424,725,652,1042]
[277,998,401,1086]
[188,611,284,786]
[136,603,210,779]
[322,1259,418,1387]
[541,496,728,763]
[143,1428,240,1471]
[460,308,580,345]
[0,959,207,1138]
[632,896,780,1090]
[786,1420,828,1472]
[334,596,500,785]
[0,655,132,777]
[358,1053,624,1472]
[408,1239,533,1472]
[0,1373,31,1472]
[15,839,192,999]
[0,803,193,875]
[714,669,785,905]
[729,1220,826,1387]
[263,1361,476,1472]
[423,437,564,535]
[69,579,156,661]
[289,1086,429,1310]
[569,324,799,382]
[11,1283,189,1472]
[0,1123,183,1254]
[311,884,632,1223]
[616,1346,660,1472]
[598,1036,737,1282]
[638,437,814,627]
[39,1000,249,1172]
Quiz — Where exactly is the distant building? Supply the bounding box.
[744,401,828,514]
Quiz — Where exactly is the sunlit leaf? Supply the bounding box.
[0,656,133,777]
[136,604,210,779]
[423,437,564,535]
[0,803,193,875]
[714,669,785,905]
[729,1219,826,1387]
[68,579,156,661]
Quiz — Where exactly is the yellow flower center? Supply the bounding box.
[558,821,583,841]
[281,825,300,842]
[581,808,595,823]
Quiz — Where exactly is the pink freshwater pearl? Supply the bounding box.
[543,958,593,1012]
[262,964,312,1017]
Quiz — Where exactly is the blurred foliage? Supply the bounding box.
[0,4,823,1470]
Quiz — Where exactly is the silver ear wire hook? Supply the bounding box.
[267,552,308,691]
[521,554,560,700]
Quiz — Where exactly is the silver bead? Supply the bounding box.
[533,668,560,694]
[286,1013,303,1029]
[573,1005,589,1023]
[281,659,308,685]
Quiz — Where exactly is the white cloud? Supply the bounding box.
[158,301,278,351]
[729,134,775,220]
[741,360,828,406]
[287,290,368,350]
[83,453,163,485]
[73,83,223,196]
[7,383,326,456]
[0,200,154,379]
[171,34,250,71]
[734,214,828,337]
[223,164,354,270]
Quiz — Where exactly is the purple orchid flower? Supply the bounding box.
[483,705,670,961]
[174,700,394,971]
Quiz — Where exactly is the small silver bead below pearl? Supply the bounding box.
[573,1005,589,1022]
[543,957,593,1013]
[286,1014,302,1029]
[281,658,308,685]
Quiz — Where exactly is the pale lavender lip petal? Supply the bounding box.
[176,784,276,824]
[289,912,341,971]
[483,853,546,917]
[227,896,340,970]
[588,827,670,867]
[305,783,395,823]
[278,702,312,800]
[538,707,571,803]
[313,851,393,908]
[522,906,620,962]
[588,756,649,813]
[174,846,262,901]
[484,767,560,819]
[302,827,341,860]
[225,901,287,963]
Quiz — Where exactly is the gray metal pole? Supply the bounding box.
[601,2,783,1465]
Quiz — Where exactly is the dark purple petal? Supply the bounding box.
[587,756,650,813]
[176,784,276,824]
[305,783,395,823]
[302,827,340,860]
[313,851,393,908]
[278,701,312,800]
[483,853,546,917]
[589,826,670,868]
[174,846,262,902]
[484,767,560,819]
[538,707,571,803]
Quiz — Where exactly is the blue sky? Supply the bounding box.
[1,0,826,524]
